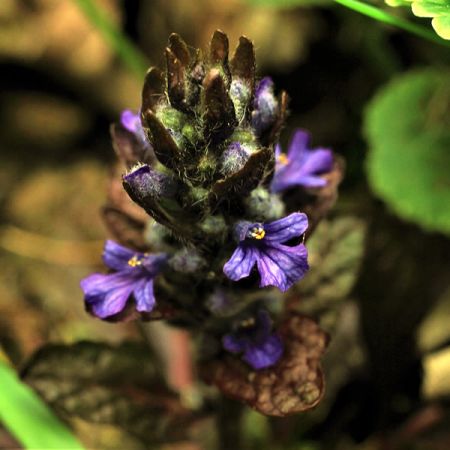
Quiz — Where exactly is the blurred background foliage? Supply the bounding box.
[0,0,449,449]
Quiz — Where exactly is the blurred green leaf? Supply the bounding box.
[22,341,195,446]
[365,69,450,235]
[0,360,84,449]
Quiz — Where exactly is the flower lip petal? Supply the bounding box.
[133,279,155,312]
[223,246,257,281]
[257,243,309,292]
[81,271,135,298]
[82,271,136,318]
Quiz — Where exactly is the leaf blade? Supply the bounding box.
[0,360,85,450]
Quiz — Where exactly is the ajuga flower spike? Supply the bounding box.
[81,31,343,416]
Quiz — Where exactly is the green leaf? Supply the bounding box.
[22,341,194,446]
[385,0,450,39]
[0,360,85,449]
[412,0,450,17]
[433,13,450,38]
[365,69,450,235]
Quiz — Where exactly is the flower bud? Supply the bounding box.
[245,187,285,221]
[220,142,250,176]
[251,77,278,135]
[123,164,177,201]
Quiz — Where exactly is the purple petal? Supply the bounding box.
[120,109,141,133]
[300,148,333,176]
[133,278,155,312]
[256,243,309,292]
[264,212,308,243]
[294,175,328,188]
[287,129,310,163]
[223,245,257,281]
[254,77,274,98]
[81,272,135,318]
[81,272,133,297]
[252,77,277,134]
[243,334,283,370]
[103,240,137,271]
[222,334,246,353]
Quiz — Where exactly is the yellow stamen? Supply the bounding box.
[127,255,142,267]
[277,153,289,165]
[249,226,265,240]
[240,318,256,328]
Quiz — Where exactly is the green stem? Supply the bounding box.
[74,0,149,78]
[334,0,450,48]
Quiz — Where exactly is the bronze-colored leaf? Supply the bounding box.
[201,314,328,417]
[141,109,181,170]
[166,48,187,111]
[291,217,366,332]
[265,90,289,146]
[210,30,229,67]
[22,341,194,445]
[110,123,154,169]
[230,36,255,92]
[202,69,237,143]
[142,67,165,113]
[168,33,190,67]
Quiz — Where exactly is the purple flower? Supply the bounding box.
[120,109,148,145]
[251,77,278,135]
[222,310,283,370]
[271,129,334,193]
[223,212,309,292]
[80,240,168,319]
